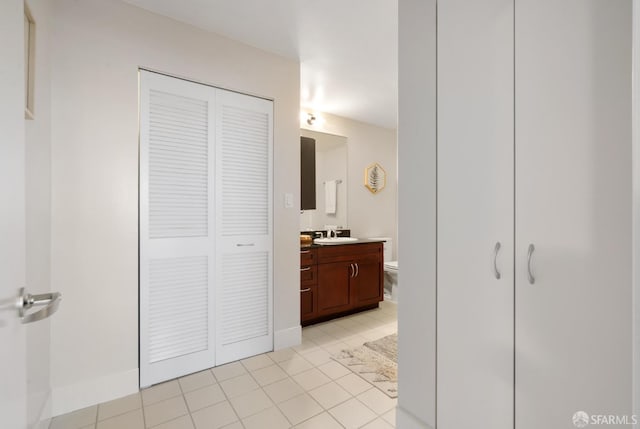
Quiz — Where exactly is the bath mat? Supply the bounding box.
[333,333,398,398]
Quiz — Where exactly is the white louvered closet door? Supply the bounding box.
[139,71,216,387]
[214,89,273,365]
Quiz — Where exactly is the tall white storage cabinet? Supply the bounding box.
[139,70,273,387]
[435,0,632,428]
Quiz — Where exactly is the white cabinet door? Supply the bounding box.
[139,71,216,387]
[214,89,273,365]
[515,1,632,426]
[436,0,514,427]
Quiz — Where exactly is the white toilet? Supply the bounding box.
[369,237,398,303]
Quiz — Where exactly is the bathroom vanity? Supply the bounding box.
[300,239,384,325]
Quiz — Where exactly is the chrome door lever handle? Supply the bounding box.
[16,287,62,324]
[527,244,536,284]
[493,242,501,279]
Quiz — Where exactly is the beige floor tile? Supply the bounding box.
[381,407,396,426]
[142,381,182,406]
[292,368,331,391]
[341,335,368,347]
[277,394,323,426]
[308,382,352,410]
[211,362,247,382]
[320,341,350,355]
[184,384,226,412]
[98,393,142,421]
[251,364,289,386]
[144,396,189,427]
[179,370,216,393]
[151,415,195,429]
[220,422,243,429]
[304,333,339,347]
[293,412,343,429]
[263,378,305,404]
[241,353,274,371]
[96,409,144,429]
[191,401,238,429]
[300,326,325,340]
[242,406,291,429]
[335,373,373,396]
[329,398,377,429]
[317,361,351,380]
[219,373,259,398]
[301,349,332,366]
[267,348,297,363]
[361,417,394,429]
[357,388,397,414]
[292,338,320,354]
[50,405,98,429]
[228,388,273,418]
[80,425,96,429]
[278,355,313,376]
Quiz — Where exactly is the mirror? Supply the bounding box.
[300,129,348,231]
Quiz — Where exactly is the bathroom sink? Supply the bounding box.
[314,237,359,245]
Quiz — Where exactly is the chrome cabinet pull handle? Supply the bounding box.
[300,266,311,272]
[236,243,255,247]
[349,263,354,278]
[493,242,502,280]
[300,250,311,254]
[527,244,536,284]
[300,288,311,293]
[355,263,359,277]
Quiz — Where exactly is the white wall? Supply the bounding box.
[397,0,437,428]
[25,0,53,426]
[301,110,398,259]
[49,0,300,416]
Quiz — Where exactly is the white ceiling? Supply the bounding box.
[122,0,398,129]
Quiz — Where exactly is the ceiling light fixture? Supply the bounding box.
[307,113,316,125]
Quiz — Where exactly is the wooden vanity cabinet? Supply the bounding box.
[300,248,318,322]
[301,242,383,325]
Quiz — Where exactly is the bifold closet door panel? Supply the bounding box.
[436,0,514,427]
[515,1,632,426]
[214,89,273,365]
[139,71,216,387]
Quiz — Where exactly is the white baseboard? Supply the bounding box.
[396,405,434,429]
[274,325,301,350]
[51,368,139,417]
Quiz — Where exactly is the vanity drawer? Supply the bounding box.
[300,248,317,265]
[301,264,318,285]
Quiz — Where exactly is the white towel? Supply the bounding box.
[325,180,337,214]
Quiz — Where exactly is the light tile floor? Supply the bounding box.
[50,301,398,429]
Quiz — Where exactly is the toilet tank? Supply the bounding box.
[368,237,392,263]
